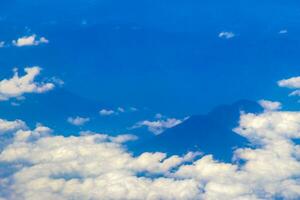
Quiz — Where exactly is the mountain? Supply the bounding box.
[135,100,263,162]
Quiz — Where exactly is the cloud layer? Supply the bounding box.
[1,99,300,199]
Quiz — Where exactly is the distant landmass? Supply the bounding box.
[134,100,263,162]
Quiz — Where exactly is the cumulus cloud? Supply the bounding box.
[278,76,300,96]
[173,109,300,199]
[0,67,55,101]
[278,76,300,89]
[1,100,300,199]
[2,76,300,199]
[218,31,235,39]
[258,99,282,111]
[133,117,184,135]
[12,34,49,47]
[67,117,90,126]
[0,119,27,135]
[0,121,199,200]
[2,103,300,200]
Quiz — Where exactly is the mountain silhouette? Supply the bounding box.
[135,100,263,162]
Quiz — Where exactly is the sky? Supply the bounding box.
[1,0,300,199]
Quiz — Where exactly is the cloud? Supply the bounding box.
[99,109,116,116]
[173,109,300,199]
[2,77,300,199]
[258,99,282,111]
[133,117,184,135]
[0,119,27,135]
[0,41,4,48]
[278,76,300,89]
[99,107,136,116]
[218,31,235,39]
[0,121,199,200]
[1,99,300,199]
[0,67,56,101]
[12,35,49,47]
[67,117,90,126]
[279,29,288,34]
[80,131,138,143]
[117,107,125,113]
[278,76,300,96]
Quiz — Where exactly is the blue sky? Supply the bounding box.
[1,0,300,117]
[1,1,300,199]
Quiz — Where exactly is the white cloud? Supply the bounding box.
[99,109,116,116]
[0,121,199,200]
[110,134,138,143]
[174,110,300,199]
[278,76,300,96]
[1,103,300,199]
[49,77,64,86]
[99,107,137,116]
[133,118,183,135]
[12,35,49,47]
[278,76,300,89]
[2,77,300,199]
[67,117,90,126]
[218,31,235,39]
[0,67,55,101]
[80,131,138,144]
[0,119,27,135]
[258,99,282,111]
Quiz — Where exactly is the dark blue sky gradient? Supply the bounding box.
[0,0,300,124]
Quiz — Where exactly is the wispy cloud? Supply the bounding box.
[99,109,116,116]
[218,31,235,39]
[0,41,5,48]
[99,107,138,116]
[132,116,186,135]
[279,29,288,34]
